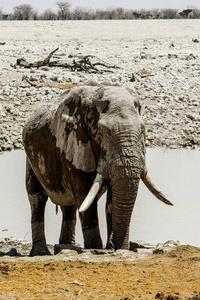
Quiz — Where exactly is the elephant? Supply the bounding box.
[22,85,173,256]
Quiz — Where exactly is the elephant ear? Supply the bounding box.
[52,87,104,173]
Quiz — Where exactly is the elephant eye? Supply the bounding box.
[140,121,145,135]
[138,103,141,114]
[134,99,141,114]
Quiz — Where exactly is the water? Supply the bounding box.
[0,148,200,247]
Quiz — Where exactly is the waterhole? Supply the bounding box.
[0,148,199,247]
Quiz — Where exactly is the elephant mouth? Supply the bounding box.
[79,172,173,213]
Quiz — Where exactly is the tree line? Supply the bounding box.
[0,1,200,20]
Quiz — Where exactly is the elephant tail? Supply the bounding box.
[141,173,174,206]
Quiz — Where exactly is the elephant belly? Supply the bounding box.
[45,188,75,206]
[29,155,76,206]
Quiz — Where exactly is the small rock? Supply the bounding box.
[0,111,6,117]
[54,243,83,255]
[1,144,13,151]
[41,66,49,71]
[168,53,178,59]
[58,249,78,256]
[14,142,22,149]
[154,240,180,254]
[50,76,58,81]
[186,53,196,60]
[129,241,150,251]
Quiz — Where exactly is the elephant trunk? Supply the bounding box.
[109,151,141,249]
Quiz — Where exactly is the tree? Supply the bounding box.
[123,9,134,19]
[95,9,106,19]
[42,9,57,20]
[13,4,36,20]
[72,7,94,20]
[82,8,95,20]
[179,9,193,18]
[32,10,39,20]
[56,1,71,20]
[0,7,3,20]
[132,11,142,19]
[161,8,178,19]
[72,7,84,20]
[102,8,117,20]
[112,7,126,19]
[189,6,200,18]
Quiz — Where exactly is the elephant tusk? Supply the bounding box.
[141,174,174,206]
[79,173,103,213]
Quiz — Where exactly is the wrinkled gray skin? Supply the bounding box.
[23,86,147,256]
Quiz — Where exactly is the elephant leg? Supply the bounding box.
[59,205,77,244]
[106,187,114,249]
[79,200,103,249]
[26,160,50,256]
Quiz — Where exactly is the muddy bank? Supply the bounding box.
[0,20,200,152]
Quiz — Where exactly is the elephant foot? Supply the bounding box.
[30,243,51,256]
[84,239,103,249]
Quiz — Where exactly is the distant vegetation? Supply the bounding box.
[0,1,200,20]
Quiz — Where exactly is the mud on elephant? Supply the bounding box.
[23,86,173,256]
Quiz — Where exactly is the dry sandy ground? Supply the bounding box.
[0,20,200,299]
[0,245,200,299]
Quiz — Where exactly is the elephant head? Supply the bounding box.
[51,86,173,250]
